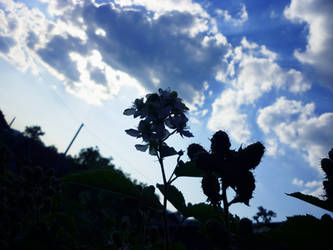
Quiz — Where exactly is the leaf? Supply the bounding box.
[62,170,140,197]
[123,108,136,116]
[175,161,205,178]
[125,129,140,137]
[62,170,162,209]
[157,184,187,214]
[135,144,149,152]
[186,203,220,223]
[160,145,178,158]
[149,144,158,156]
[181,130,194,138]
[286,192,333,213]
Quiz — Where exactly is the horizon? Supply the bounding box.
[1,0,333,222]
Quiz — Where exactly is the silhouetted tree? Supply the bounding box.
[253,206,276,224]
[23,125,45,142]
[75,146,115,169]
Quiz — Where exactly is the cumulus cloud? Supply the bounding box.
[0,0,232,106]
[208,37,310,143]
[215,3,248,26]
[292,178,323,197]
[284,0,333,89]
[257,97,333,172]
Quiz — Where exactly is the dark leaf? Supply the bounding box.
[286,192,333,213]
[181,130,194,138]
[123,108,136,116]
[160,145,178,158]
[157,184,187,214]
[186,203,220,223]
[149,144,158,156]
[175,161,205,177]
[125,129,140,137]
[135,144,149,152]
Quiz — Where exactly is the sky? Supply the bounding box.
[0,0,332,221]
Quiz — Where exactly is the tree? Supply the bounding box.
[23,125,45,142]
[75,146,115,169]
[253,206,276,224]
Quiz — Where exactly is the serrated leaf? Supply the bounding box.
[160,145,178,158]
[123,108,136,116]
[125,129,140,137]
[157,184,187,214]
[135,144,149,152]
[175,161,205,177]
[286,192,333,213]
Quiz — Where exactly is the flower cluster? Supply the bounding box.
[124,88,193,154]
[187,130,265,206]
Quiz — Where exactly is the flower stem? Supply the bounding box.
[157,150,169,250]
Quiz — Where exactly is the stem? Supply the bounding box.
[157,149,169,250]
[163,129,177,142]
[221,182,229,229]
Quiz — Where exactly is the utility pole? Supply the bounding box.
[9,117,16,128]
[64,123,84,156]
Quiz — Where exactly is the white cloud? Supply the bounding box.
[292,178,304,187]
[0,0,231,106]
[292,178,324,197]
[284,0,333,89]
[216,3,248,26]
[257,97,333,172]
[266,138,284,157]
[208,37,310,143]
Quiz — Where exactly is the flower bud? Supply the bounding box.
[210,131,231,156]
[201,174,220,205]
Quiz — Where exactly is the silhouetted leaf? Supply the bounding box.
[175,161,205,177]
[149,144,157,156]
[125,129,140,137]
[286,192,333,212]
[62,170,140,197]
[186,203,220,223]
[181,130,193,138]
[160,145,178,157]
[135,144,148,152]
[123,108,136,116]
[157,184,186,214]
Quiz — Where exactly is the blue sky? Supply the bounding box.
[0,0,333,221]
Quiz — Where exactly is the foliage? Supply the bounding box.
[63,169,162,209]
[266,214,333,250]
[180,131,265,227]
[74,146,115,169]
[0,166,77,250]
[287,148,333,212]
[253,206,276,224]
[23,125,45,142]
